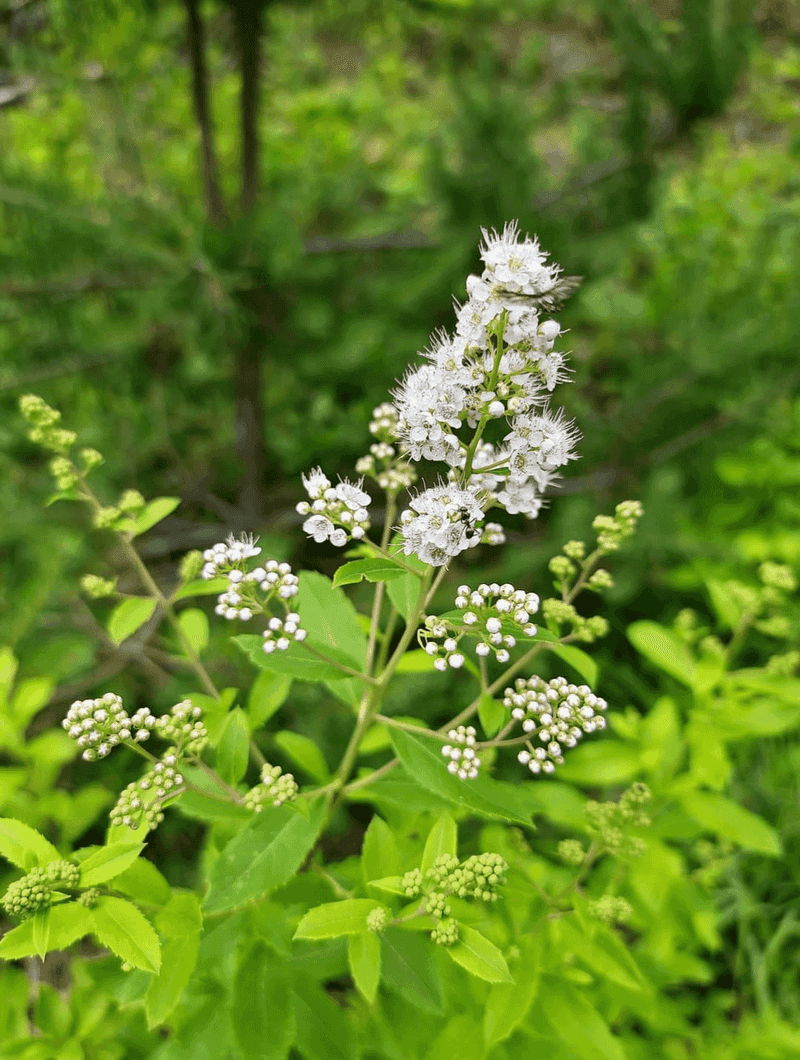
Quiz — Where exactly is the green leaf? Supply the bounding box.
[477,694,506,738]
[555,742,642,786]
[385,542,427,625]
[112,857,172,907]
[248,670,292,728]
[548,644,598,687]
[348,932,381,1004]
[145,891,202,1028]
[394,651,437,674]
[297,570,368,669]
[0,818,60,868]
[131,497,181,537]
[0,903,93,959]
[216,708,250,786]
[32,908,51,960]
[333,559,407,587]
[484,936,542,1048]
[447,925,514,983]
[79,842,144,887]
[0,645,18,703]
[90,896,161,972]
[177,608,209,654]
[380,927,444,1014]
[360,717,426,755]
[234,941,295,1060]
[421,812,458,875]
[107,598,158,646]
[234,634,350,682]
[705,579,745,631]
[294,899,384,940]
[171,577,228,602]
[361,815,402,885]
[273,731,330,783]
[560,919,643,992]
[292,977,355,1060]
[11,677,53,728]
[628,620,695,686]
[366,875,405,897]
[535,976,626,1060]
[390,729,531,825]
[188,688,238,746]
[680,791,782,856]
[204,798,326,914]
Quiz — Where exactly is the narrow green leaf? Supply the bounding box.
[204,798,326,914]
[294,899,384,940]
[177,608,209,654]
[548,644,598,687]
[297,570,368,668]
[381,927,444,1014]
[292,977,355,1060]
[394,650,436,674]
[366,875,405,897]
[555,741,642,786]
[248,670,292,728]
[0,818,60,868]
[535,976,626,1060]
[112,857,172,907]
[447,925,514,983]
[0,645,18,703]
[560,919,643,992]
[234,941,295,1060]
[107,598,158,646]
[628,620,695,686]
[216,708,250,786]
[390,729,531,825]
[333,559,406,587]
[680,791,782,856]
[348,932,381,1004]
[32,908,51,960]
[234,634,350,682]
[484,935,542,1048]
[11,677,53,727]
[0,903,93,959]
[385,549,427,627]
[273,731,330,783]
[80,842,144,887]
[171,577,228,602]
[477,694,505,738]
[421,813,458,876]
[145,891,202,1028]
[91,896,161,972]
[131,497,181,537]
[361,815,402,885]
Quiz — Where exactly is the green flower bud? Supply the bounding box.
[366,907,388,933]
[557,839,585,866]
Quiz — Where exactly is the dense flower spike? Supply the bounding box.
[503,675,608,775]
[243,763,299,810]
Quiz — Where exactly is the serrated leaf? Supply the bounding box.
[292,977,355,1060]
[447,925,514,983]
[548,644,598,687]
[333,559,406,587]
[421,813,457,876]
[131,497,181,537]
[273,731,329,783]
[80,842,144,887]
[680,791,781,856]
[32,908,51,960]
[234,634,350,682]
[177,608,209,654]
[294,899,384,940]
[366,875,405,897]
[297,570,368,666]
[145,891,202,1028]
[361,815,403,885]
[381,927,444,1014]
[0,903,93,959]
[234,941,295,1060]
[484,935,542,1048]
[390,729,531,825]
[91,896,161,972]
[112,858,172,906]
[107,598,158,646]
[216,708,250,785]
[204,798,326,914]
[348,932,381,1004]
[248,670,292,728]
[0,818,60,868]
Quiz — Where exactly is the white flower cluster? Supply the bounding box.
[355,404,417,492]
[201,533,299,621]
[63,692,152,761]
[262,612,306,654]
[399,484,485,567]
[503,675,608,775]
[243,763,299,811]
[441,725,481,779]
[297,468,371,547]
[422,582,539,669]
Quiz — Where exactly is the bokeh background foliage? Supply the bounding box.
[1,0,800,1056]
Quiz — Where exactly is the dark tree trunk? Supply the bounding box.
[184,0,228,226]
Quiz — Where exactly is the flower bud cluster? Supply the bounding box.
[592,501,644,553]
[45,860,81,888]
[297,468,371,547]
[63,692,152,761]
[110,755,186,831]
[422,582,539,669]
[541,598,609,643]
[504,675,608,775]
[262,613,307,654]
[1,859,82,921]
[243,763,299,811]
[430,918,460,946]
[402,851,506,945]
[356,404,417,492]
[440,726,481,779]
[366,907,389,933]
[201,533,301,626]
[153,701,208,757]
[19,394,77,455]
[80,574,117,599]
[557,839,586,866]
[584,783,651,858]
[587,895,633,924]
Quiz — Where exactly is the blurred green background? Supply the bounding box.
[1,0,800,1055]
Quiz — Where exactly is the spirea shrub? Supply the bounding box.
[3,224,660,1055]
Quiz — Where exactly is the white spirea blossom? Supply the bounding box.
[399,484,485,566]
[297,468,371,546]
[423,582,538,668]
